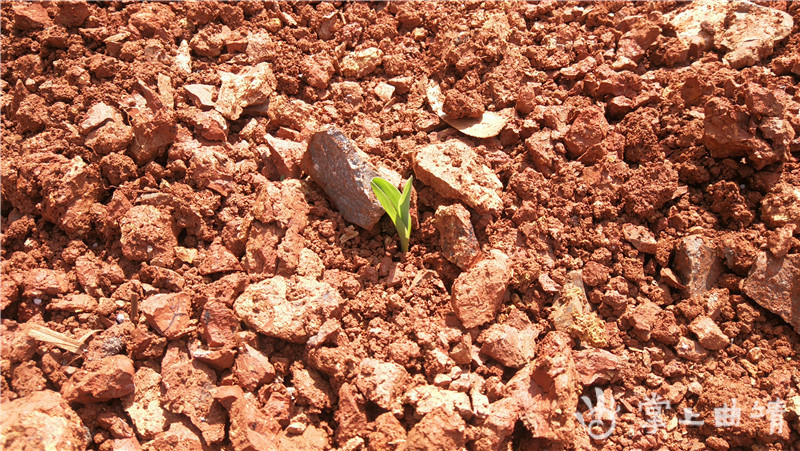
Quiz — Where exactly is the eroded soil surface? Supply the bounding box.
[2,1,800,450]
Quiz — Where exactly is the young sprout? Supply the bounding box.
[371,176,413,253]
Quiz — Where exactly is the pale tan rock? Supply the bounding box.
[122,366,167,439]
[761,183,800,232]
[215,62,276,120]
[1,390,88,451]
[689,316,729,350]
[233,276,344,343]
[355,358,410,412]
[184,84,216,109]
[413,140,503,216]
[667,0,794,69]
[340,47,383,79]
[550,271,607,348]
[403,385,471,419]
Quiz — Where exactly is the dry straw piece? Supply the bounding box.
[27,325,99,353]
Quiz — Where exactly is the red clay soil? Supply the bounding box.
[2,1,800,450]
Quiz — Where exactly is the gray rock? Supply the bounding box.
[673,235,722,298]
[742,253,800,335]
[432,204,482,270]
[305,127,401,229]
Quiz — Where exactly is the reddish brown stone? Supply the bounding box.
[196,242,242,275]
[674,235,723,299]
[11,2,53,30]
[122,366,167,440]
[264,134,304,179]
[144,421,204,450]
[479,310,539,369]
[572,349,624,386]
[506,331,580,443]
[22,268,69,299]
[292,363,334,411]
[703,97,777,169]
[442,89,484,119]
[452,251,512,329]
[161,342,226,444]
[689,316,729,350]
[564,106,608,160]
[234,344,275,391]
[1,390,88,450]
[622,223,658,254]
[335,383,367,443]
[302,54,335,89]
[200,301,239,347]
[189,343,236,370]
[120,205,178,267]
[124,83,177,165]
[355,358,409,412]
[405,406,466,451]
[140,293,192,339]
[11,361,47,397]
[368,412,407,451]
[62,355,135,403]
[227,394,281,450]
[674,336,709,362]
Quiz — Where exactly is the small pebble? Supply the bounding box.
[33,297,42,305]
[116,313,126,324]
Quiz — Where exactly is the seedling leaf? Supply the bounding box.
[371,177,401,217]
[371,176,413,252]
[398,177,413,248]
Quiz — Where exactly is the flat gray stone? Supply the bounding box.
[305,127,400,229]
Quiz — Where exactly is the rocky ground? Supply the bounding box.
[2,1,800,450]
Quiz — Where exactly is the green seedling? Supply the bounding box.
[371,176,413,253]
